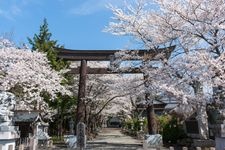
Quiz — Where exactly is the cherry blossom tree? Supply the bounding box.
[106,0,225,138]
[106,0,225,54]
[0,38,70,118]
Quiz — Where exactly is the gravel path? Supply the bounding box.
[86,128,143,150]
[40,128,169,150]
[89,128,143,144]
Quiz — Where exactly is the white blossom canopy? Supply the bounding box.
[106,0,225,119]
[0,38,70,117]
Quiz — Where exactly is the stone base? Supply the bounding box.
[64,135,77,148]
[193,139,215,147]
[143,134,162,149]
[0,138,16,150]
[215,137,225,150]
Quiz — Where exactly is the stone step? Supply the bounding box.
[86,142,143,150]
[87,141,142,146]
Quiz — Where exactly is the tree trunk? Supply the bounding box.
[76,60,87,127]
[192,81,209,139]
[60,110,63,138]
[146,104,157,134]
[144,71,157,135]
[196,104,209,139]
[57,107,61,138]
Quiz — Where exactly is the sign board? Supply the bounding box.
[76,122,86,148]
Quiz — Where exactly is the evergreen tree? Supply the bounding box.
[28,18,68,71]
[28,18,76,138]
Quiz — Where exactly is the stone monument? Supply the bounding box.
[76,122,86,149]
[0,91,19,150]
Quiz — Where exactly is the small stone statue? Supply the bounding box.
[69,119,74,135]
[0,91,16,126]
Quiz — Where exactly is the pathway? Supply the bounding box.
[43,128,169,149]
[86,128,144,150]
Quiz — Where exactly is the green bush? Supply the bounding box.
[51,136,64,143]
[124,119,132,129]
[124,118,147,131]
[161,117,187,144]
[156,115,171,133]
[133,118,140,131]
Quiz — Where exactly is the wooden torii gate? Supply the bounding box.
[57,46,175,134]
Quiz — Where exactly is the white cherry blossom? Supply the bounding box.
[0,38,70,118]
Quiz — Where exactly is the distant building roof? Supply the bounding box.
[164,103,177,110]
[136,98,178,112]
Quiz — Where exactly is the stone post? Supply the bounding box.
[76,122,86,149]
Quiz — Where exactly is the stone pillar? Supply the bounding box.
[76,122,86,149]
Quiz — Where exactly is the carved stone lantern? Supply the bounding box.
[0,91,19,150]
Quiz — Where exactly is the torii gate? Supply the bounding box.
[57,46,175,134]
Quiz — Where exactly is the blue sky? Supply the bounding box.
[0,0,136,50]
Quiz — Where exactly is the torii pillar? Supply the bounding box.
[76,60,87,124]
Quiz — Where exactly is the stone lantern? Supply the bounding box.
[139,117,144,132]
[0,91,19,150]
